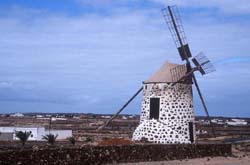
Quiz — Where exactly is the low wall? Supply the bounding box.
[0,144,231,165]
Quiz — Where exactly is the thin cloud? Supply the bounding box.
[76,0,250,15]
[151,0,250,14]
[0,3,249,116]
[216,56,250,65]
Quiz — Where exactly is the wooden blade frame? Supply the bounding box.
[162,6,192,61]
[192,52,216,75]
[98,87,143,130]
[170,64,187,92]
[192,75,216,136]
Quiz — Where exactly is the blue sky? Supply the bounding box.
[0,0,250,117]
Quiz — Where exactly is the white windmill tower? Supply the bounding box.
[132,62,195,144]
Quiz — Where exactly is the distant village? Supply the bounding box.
[0,112,250,142]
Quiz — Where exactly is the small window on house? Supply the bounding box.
[149,98,160,120]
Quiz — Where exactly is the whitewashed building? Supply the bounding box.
[10,113,24,117]
[133,62,195,144]
[0,127,45,140]
[0,127,72,141]
[47,130,72,140]
[226,119,247,126]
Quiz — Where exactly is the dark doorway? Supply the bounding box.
[150,98,160,120]
[188,122,194,143]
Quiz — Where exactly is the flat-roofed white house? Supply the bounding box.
[10,113,24,117]
[0,127,72,141]
[47,130,73,140]
[0,127,44,140]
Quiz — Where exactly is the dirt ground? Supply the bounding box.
[116,156,250,165]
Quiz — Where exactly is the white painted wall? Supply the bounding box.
[45,130,72,140]
[0,127,42,140]
[37,127,46,140]
[0,127,72,140]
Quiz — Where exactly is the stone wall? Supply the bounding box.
[0,144,231,165]
[133,83,195,144]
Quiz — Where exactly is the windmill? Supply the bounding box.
[98,5,215,143]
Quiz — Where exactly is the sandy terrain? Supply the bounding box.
[116,156,250,165]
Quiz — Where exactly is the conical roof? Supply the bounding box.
[144,61,187,83]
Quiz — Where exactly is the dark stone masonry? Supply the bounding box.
[0,143,231,165]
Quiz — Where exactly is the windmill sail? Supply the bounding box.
[162,6,192,61]
[192,52,216,75]
[170,64,187,91]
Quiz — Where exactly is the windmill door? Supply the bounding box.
[188,122,194,143]
[149,98,160,120]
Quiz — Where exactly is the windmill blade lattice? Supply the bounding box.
[192,52,216,75]
[170,64,187,91]
[162,6,187,47]
[162,6,192,61]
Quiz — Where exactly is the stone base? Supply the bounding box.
[133,119,192,144]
